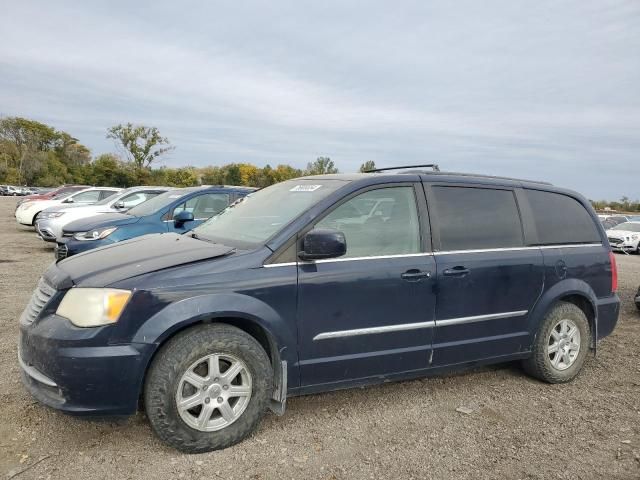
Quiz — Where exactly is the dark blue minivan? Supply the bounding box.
[19,168,619,453]
[54,186,255,259]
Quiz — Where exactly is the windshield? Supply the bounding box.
[192,179,347,247]
[127,189,187,216]
[613,222,640,232]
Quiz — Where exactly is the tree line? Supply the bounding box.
[0,117,364,189]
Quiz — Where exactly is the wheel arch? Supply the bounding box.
[528,279,598,349]
[133,293,295,410]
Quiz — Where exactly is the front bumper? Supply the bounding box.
[35,219,59,242]
[15,207,37,226]
[19,314,154,416]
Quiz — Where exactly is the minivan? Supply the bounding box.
[18,167,620,453]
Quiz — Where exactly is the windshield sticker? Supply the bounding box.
[290,185,322,192]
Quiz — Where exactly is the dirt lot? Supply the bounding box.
[0,196,639,480]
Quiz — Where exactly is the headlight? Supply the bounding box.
[41,212,64,219]
[73,226,117,241]
[56,288,132,327]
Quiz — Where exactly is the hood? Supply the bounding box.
[63,212,140,233]
[607,229,639,238]
[57,233,235,287]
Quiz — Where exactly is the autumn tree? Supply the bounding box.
[305,156,338,175]
[106,123,174,178]
[359,160,376,172]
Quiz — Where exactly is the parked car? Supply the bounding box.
[601,216,627,230]
[606,221,640,253]
[15,185,89,209]
[15,187,121,226]
[54,186,255,259]
[35,186,169,242]
[18,169,619,453]
[0,185,8,195]
[5,185,23,196]
[635,286,640,311]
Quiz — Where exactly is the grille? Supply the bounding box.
[20,278,56,325]
[608,237,622,245]
[55,244,68,261]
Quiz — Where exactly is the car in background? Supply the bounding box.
[606,221,640,253]
[15,187,122,226]
[601,216,627,230]
[35,186,169,242]
[5,185,23,196]
[54,185,255,259]
[0,185,8,195]
[15,185,89,208]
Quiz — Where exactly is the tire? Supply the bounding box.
[522,302,591,383]
[144,323,273,453]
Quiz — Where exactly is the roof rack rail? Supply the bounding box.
[364,164,440,173]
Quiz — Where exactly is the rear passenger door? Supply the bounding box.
[426,184,544,366]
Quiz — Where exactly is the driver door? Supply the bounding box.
[296,184,436,388]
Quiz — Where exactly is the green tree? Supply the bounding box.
[305,156,338,175]
[106,123,174,179]
[359,160,376,172]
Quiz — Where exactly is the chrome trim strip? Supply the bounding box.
[265,252,433,268]
[314,252,433,264]
[18,353,58,387]
[436,310,528,327]
[263,262,297,268]
[313,320,436,341]
[538,243,602,250]
[264,243,603,267]
[435,244,602,255]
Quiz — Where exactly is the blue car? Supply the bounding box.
[54,186,255,259]
[19,167,619,453]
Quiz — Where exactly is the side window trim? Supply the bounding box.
[424,183,525,252]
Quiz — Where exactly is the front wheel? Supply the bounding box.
[523,302,590,383]
[144,324,273,453]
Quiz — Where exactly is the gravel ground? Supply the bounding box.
[1,196,639,480]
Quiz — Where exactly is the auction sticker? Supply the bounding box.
[290,185,322,192]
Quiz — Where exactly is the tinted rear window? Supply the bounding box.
[432,186,523,250]
[525,190,601,245]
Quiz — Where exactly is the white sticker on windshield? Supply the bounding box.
[290,184,322,192]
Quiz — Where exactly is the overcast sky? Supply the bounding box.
[1,1,639,199]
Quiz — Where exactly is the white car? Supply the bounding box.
[15,187,122,226]
[606,221,640,253]
[35,186,168,242]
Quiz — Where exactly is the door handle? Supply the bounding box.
[401,269,431,281]
[442,266,470,277]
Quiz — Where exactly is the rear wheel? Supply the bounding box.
[523,302,590,383]
[144,324,273,453]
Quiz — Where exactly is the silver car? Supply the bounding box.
[35,186,169,242]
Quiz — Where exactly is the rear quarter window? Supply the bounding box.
[525,189,601,245]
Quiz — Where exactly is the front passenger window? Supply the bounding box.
[315,186,421,258]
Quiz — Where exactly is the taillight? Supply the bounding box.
[609,251,618,293]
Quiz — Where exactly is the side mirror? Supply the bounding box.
[299,228,347,261]
[114,201,125,209]
[174,210,194,226]
[63,198,74,203]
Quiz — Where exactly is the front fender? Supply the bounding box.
[131,293,296,362]
[528,278,598,347]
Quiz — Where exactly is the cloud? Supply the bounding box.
[0,0,639,199]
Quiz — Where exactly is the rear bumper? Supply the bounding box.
[596,294,620,340]
[19,315,154,416]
